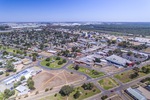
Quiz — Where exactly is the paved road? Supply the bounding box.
[13,54,150,100]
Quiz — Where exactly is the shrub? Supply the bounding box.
[73,91,81,99]
[59,85,73,96]
[101,95,108,100]
[20,76,26,81]
[62,59,67,63]
[56,57,60,60]
[45,88,49,92]
[45,58,50,61]
[82,83,94,90]
[54,93,57,97]
[35,91,39,95]
[58,61,62,65]
[0,71,4,75]
[50,87,53,90]
[74,65,79,70]
[46,63,50,66]
[5,72,9,76]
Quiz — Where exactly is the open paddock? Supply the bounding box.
[33,69,86,91]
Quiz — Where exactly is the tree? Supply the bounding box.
[62,59,66,63]
[101,95,108,100]
[46,63,50,66]
[56,57,60,60]
[3,51,8,55]
[27,78,35,90]
[5,62,14,72]
[74,65,79,70]
[127,51,133,56]
[14,81,21,88]
[45,57,50,61]
[4,89,15,99]
[73,91,80,99]
[45,88,49,92]
[141,67,150,74]
[0,71,3,75]
[94,58,101,63]
[32,55,36,61]
[133,67,140,73]
[82,83,94,90]
[0,62,2,66]
[130,72,139,79]
[58,61,62,65]
[59,85,73,96]
[20,76,26,81]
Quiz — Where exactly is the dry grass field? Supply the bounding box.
[33,70,86,91]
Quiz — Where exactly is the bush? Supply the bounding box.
[54,93,57,97]
[74,65,79,70]
[13,69,17,72]
[45,58,50,61]
[58,61,62,65]
[14,81,21,88]
[45,88,49,92]
[4,89,15,99]
[0,71,3,75]
[62,59,67,63]
[27,78,35,90]
[56,57,60,60]
[35,91,39,95]
[82,83,94,90]
[59,85,73,96]
[73,91,80,99]
[93,89,96,92]
[101,95,108,100]
[50,87,53,90]
[46,63,50,66]
[20,76,26,81]
[5,72,9,76]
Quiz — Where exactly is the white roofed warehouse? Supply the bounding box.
[106,55,134,67]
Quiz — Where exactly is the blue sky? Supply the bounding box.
[0,0,150,22]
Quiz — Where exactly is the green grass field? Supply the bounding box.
[68,65,105,78]
[41,57,67,69]
[98,77,119,90]
[40,85,100,100]
[114,66,150,83]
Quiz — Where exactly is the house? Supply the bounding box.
[106,55,134,67]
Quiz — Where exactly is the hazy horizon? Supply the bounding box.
[0,0,150,22]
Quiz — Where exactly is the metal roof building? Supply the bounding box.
[126,87,147,100]
[106,55,132,67]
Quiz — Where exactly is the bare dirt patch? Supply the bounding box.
[33,69,86,91]
[39,51,53,57]
[101,66,123,74]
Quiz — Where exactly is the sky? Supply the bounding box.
[0,0,150,22]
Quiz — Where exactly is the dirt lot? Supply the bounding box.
[33,69,86,91]
[39,51,53,57]
[101,66,123,74]
[144,47,150,53]
[108,94,123,100]
[15,64,24,72]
